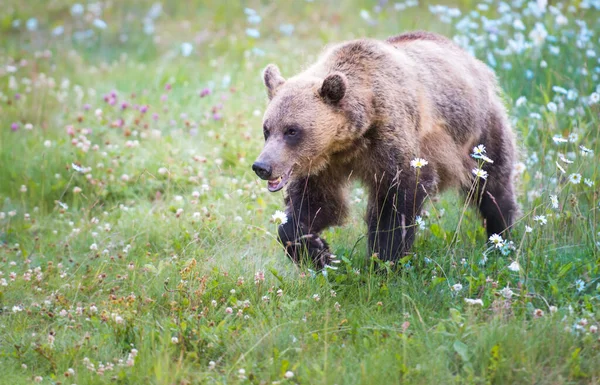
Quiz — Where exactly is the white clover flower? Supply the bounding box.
[464,298,483,306]
[271,210,288,225]
[472,168,488,179]
[285,371,294,379]
[568,173,582,184]
[410,158,428,169]
[499,286,514,299]
[489,233,504,248]
[514,162,526,174]
[171,336,179,344]
[507,261,520,272]
[515,96,527,107]
[452,283,463,292]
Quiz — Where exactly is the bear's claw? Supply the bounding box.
[283,233,333,269]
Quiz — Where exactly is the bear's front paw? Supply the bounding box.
[282,233,336,269]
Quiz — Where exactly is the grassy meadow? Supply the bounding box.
[1,0,599,384]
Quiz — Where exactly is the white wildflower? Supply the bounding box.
[410,158,428,169]
[507,261,520,272]
[499,286,514,299]
[271,210,288,225]
[568,173,581,184]
[464,298,483,306]
[489,233,504,248]
[472,168,488,179]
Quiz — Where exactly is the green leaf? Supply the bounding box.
[268,267,284,284]
[430,224,444,239]
[557,262,573,278]
[449,308,463,324]
[453,340,470,363]
[280,359,289,376]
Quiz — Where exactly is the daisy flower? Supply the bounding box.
[533,215,547,225]
[271,210,288,225]
[579,145,593,156]
[410,158,428,169]
[568,173,581,184]
[472,168,488,179]
[584,178,594,187]
[472,144,486,155]
[489,233,504,248]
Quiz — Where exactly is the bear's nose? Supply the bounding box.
[252,161,272,180]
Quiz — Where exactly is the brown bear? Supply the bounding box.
[252,30,518,268]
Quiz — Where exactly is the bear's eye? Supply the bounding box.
[263,125,270,141]
[283,125,302,146]
[284,127,297,137]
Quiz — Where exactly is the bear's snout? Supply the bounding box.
[252,161,273,180]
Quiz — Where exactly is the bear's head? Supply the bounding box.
[253,64,362,192]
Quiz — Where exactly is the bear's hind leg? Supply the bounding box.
[278,174,348,268]
[475,110,518,236]
[478,179,518,236]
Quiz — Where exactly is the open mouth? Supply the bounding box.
[267,169,292,192]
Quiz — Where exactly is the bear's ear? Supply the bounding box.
[319,72,347,104]
[263,64,286,100]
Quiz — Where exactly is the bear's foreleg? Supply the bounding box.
[277,175,348,268]
[366,174,429,263]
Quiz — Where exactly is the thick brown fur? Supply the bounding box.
[254,30,518,268]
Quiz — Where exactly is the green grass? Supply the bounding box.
[1,0,599,384]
